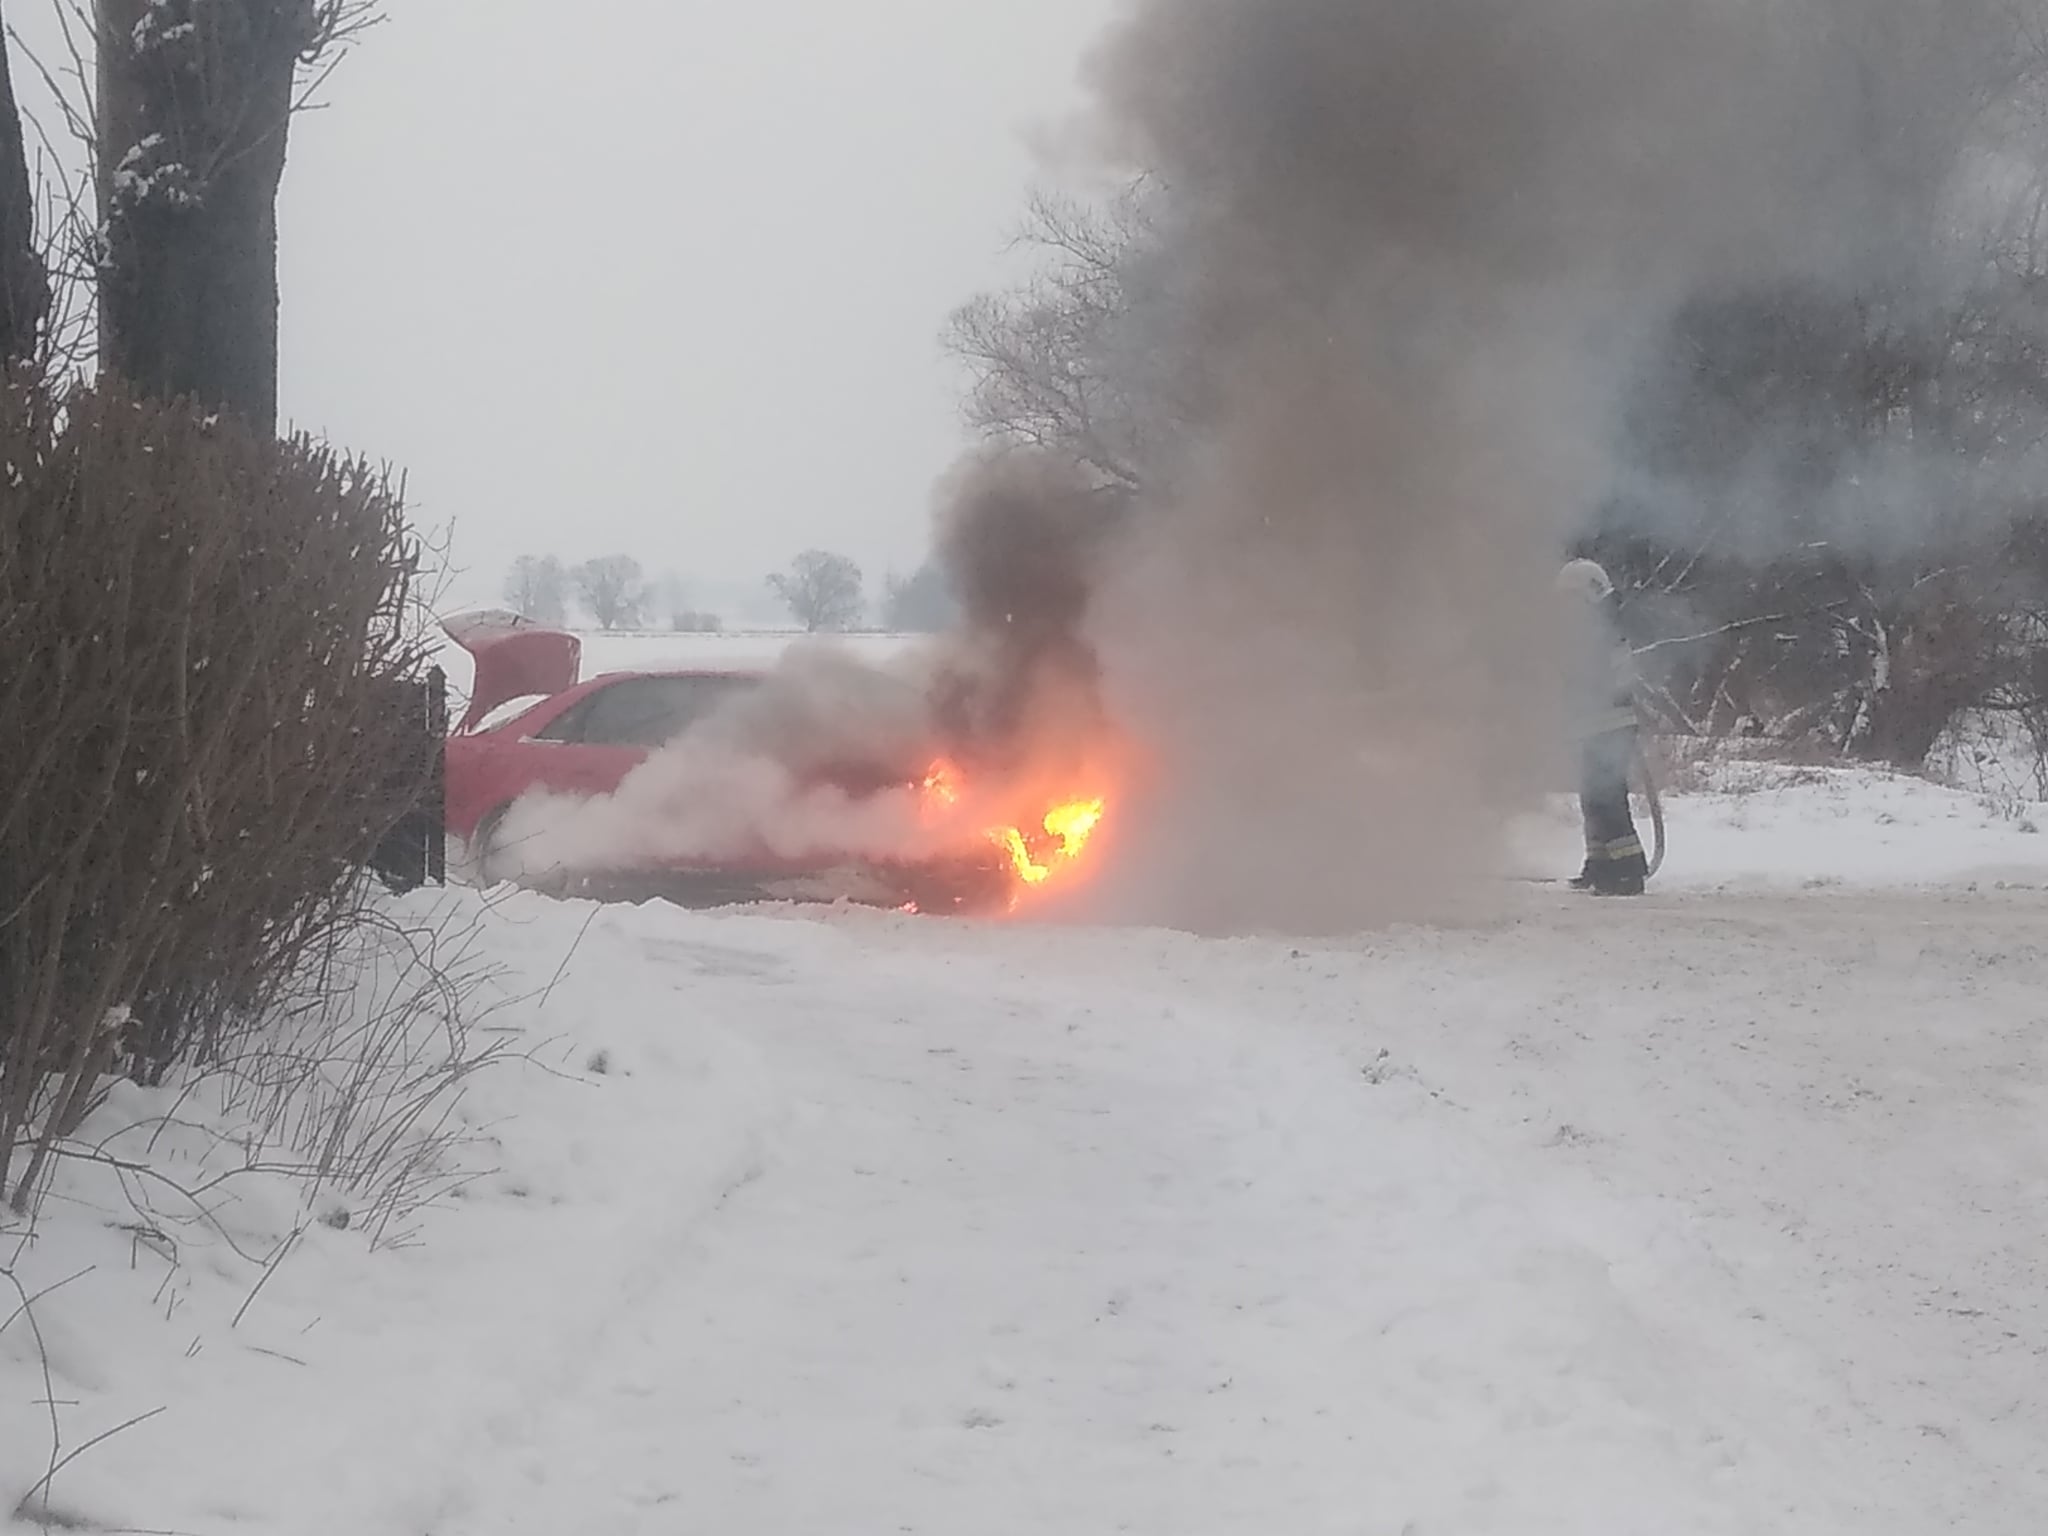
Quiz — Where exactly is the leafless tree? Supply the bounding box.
[1596,254,2048,770]
[943,181,1201,494]
[504,554,568,627]
[768,549,864,633]
[95,0,378,432]
[573,553,647,631]
[0,9,49,361]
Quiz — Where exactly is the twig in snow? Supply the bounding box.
[539,906,602,1010]
[15,1405,169,1525]
[231,1225,303,1329]
[1,1265,65,1522]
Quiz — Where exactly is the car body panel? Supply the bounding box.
[443,670,760,840]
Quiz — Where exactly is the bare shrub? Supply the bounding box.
[183,895,516,1249]
[26,901,510,1255]
[1593,267,2048,772]
[1593,521,2048,773]
[0,376,433,1213]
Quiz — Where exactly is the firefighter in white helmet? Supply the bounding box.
[1556,558,1648,895]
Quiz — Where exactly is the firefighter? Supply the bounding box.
[1556,558,1649,895]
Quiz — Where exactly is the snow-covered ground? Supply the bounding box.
[7,748,2048,1532]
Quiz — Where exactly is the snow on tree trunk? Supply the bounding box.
[97,0,318,435]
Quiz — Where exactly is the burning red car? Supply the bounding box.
[441,613,1099,912]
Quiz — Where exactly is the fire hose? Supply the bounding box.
[1633,733,1667,879]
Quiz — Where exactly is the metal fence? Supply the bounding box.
[370,665,447,892]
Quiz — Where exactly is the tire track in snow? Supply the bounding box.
[428,905,1850,1536]
[311,916,793,1536]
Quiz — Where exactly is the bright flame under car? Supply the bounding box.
[922,760,1107,897]
[997,797,1107,886]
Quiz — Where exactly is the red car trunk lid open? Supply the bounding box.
[444,611,583,732]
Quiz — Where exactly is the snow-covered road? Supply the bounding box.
[10,881,2048,1534]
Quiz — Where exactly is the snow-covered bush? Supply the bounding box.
[0,378,435,1214]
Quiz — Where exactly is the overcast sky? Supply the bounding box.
[17,2,1119,615]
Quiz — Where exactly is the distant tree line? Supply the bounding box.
[502,549,959,635]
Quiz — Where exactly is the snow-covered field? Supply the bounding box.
[577,629,918,673]
[7,660,2048,1531]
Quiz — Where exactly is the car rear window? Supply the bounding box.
[472,694,550,734]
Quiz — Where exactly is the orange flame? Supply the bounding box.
[999,797,1106,885]
[922,760,964,808]
[921,759,1106,897]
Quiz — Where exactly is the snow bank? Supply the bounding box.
[1,890,781,1532]
[1927,709,2048,802]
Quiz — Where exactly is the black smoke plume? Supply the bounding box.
[925,449,1127,777]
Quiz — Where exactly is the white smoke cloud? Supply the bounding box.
[494,747,940,881]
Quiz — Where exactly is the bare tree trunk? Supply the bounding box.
[97,0,317,435]
[0,4,50,362]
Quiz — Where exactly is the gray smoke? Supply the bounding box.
[1035,0,2042,933]
[925,449,1122,779]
